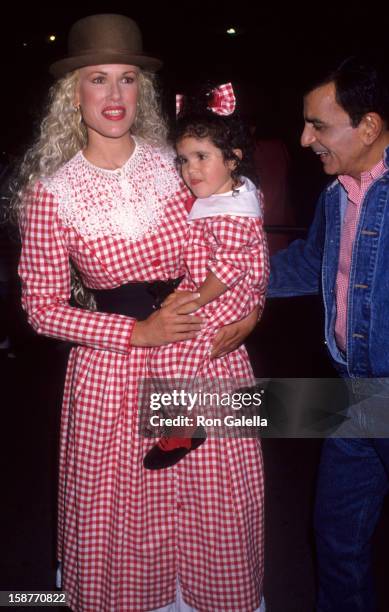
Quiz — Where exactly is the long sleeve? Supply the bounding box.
[198,215,269,326]
[19,183,136,353]
[268,193,326,298]
[207,216,269,290]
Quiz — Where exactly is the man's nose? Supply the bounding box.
[300,123,315,148]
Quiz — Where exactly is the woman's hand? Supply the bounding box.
[162,290,201,314]
[131,292,204,347]
[210,306,259,359]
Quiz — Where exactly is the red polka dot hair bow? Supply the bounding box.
[176,82,236,116]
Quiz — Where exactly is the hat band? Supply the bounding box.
[68,46,144,56]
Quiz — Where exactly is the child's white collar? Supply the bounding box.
[187,176,262,221]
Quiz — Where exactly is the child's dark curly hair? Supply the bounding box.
[171,84,256,187]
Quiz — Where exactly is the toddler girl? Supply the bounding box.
[144,83,269,469]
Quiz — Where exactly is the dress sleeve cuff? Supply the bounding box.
[208,260,244,288]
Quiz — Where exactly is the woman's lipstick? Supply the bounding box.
[102,106,126,121]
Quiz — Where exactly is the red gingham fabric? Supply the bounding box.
[19,143,265,612]
[335,159,386,352]
[176,83,236,117]
[208,83,236,116]
[149,213,269,390]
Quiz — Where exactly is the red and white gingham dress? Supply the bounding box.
[19,139,265,612]
[148,184,269,404]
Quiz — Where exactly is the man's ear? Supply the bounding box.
[233,148,243,160]
[359,113,384,145]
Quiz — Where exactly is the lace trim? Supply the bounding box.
[42,139,181,241]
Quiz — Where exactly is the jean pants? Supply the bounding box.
[315,380,389,611]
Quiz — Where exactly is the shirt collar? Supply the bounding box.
[338,149,388,200]
[384,145,389,168]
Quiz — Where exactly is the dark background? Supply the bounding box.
[2,2,389,224]
[2,4,389,610]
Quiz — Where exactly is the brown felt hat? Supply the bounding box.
[50,14,162,78]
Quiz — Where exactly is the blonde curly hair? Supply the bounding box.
[13,69,167,217]
[12,68,168,306]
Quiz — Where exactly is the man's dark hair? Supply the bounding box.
[307,56,389,127]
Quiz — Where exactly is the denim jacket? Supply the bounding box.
[268,150,389,377]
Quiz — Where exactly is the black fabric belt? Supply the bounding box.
[91,277,183,320]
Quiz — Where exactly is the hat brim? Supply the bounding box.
[50,51,162,78]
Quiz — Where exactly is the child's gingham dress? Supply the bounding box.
[148,178,269,402]
[19,139,265,612]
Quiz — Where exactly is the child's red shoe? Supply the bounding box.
[143,426,206,470]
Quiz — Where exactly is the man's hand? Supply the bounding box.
[210,306,259,359]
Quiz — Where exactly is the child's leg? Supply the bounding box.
[144,336,213,469]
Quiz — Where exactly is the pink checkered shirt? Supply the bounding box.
[335,158,386,352]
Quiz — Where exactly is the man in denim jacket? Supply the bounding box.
[268,57,389,611]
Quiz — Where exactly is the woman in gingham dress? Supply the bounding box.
[144,83,269,471]
[16,14,266,612]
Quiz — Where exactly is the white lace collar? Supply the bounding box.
[42,138,181,241]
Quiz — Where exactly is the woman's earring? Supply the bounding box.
[73,104,80,113]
